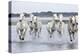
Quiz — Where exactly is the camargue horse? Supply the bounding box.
[29,16,42,38]
[75,15,78,31]
[16,13,28,40]
[68,16,78,42]
[47,14,59,38]
[57,14,64,35]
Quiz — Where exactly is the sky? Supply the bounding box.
[11,1,78,13]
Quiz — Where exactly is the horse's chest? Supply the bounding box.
[55,24,58,28]
[53,23,58,29]
[34,23,38,28]
[19,23,25,29]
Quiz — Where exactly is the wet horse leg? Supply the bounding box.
[37,29,40,38]
[29,30,33,35]
[19,32,24,40]
[34,29,37,38]
[19,30,22,40]
[58,30,62,36]
[29,27,33,35]
[50,32,52,38]
[49,28,55,38]
[21,31,24,40]
[38,28,42,38]
[50,30,53,38]
[19,35,21,40]
[38,31,39,38]
[69,32,73,42]
[20,28,26,40]
[68,28,73,42]
[72,31,75,40]
[72,24,75,40]
[29,30,31,35]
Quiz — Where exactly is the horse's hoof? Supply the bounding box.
[70,40,72,42]
[21,38,24,40]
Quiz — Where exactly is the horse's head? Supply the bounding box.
[59,14,63,22]
[20,13,26,21]
[32,16,38,23]
[53,14,58,20]
[71,16,77,24]
[53,14,57,18]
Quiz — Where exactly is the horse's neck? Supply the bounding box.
[19,21,25,29]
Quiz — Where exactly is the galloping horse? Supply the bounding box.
[29,16,42,38]
[57,14,64,35]
[68,16,78,42]
[16,13,28,40]
[47,14,59,38]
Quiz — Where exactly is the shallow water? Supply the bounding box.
[10,23,78,53]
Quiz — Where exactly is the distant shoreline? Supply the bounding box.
[8,12,78,18]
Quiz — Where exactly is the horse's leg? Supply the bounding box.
[19,31,22,40]
[19,35,24,40]
[69,32,73,42]
[19,35,21,40]
[29,30,31,35]
[21,29,26,40]
[21,36,24,40]
[50,34,52,38]
[57,28,62,36]
[50,31,53,38]
[72,32,75,40]
[38,29,41,38]
[34,30,37,38]
[22,33,25,40]
[22,29,26,40]
[72,25,75,40]
[20,34,24,40]
[59,31,61,35]
[38,31,39,38]
[38,28,41,38]
[29,28,33,35]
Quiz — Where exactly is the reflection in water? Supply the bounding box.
[17,42,26,49]
[12,41,78,53]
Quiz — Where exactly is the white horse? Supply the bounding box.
[74,15,78,32]
[57,14,64,35]
[68,16,78,42]
[47,14,59,38]
[46,21,55,38]
[29,16,42,38]
[16,13,28,40]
